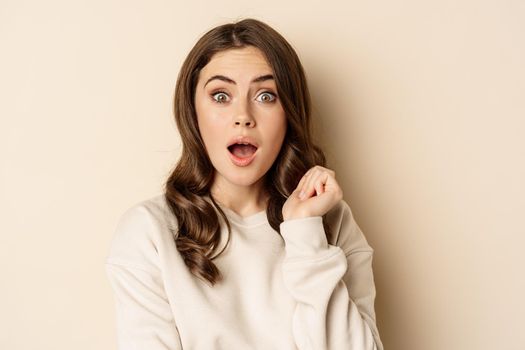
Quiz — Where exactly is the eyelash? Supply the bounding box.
[210,91,277,104]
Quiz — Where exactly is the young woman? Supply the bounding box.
[106,18,384,350]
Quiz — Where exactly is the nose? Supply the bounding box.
[233,100,255,127]
[235,118,254,127]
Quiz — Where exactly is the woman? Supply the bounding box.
[105,18,384,350]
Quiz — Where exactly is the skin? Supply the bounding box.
[194,45,343,220]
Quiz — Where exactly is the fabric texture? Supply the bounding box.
[105,194,384,350]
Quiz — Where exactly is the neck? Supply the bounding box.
[210,175,269,217]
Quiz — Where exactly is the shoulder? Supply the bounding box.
[105,193,179,271]
[325,199,373,255]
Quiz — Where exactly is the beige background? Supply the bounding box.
[1,1,524,349]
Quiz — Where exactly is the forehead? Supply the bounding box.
[199,46,273,79]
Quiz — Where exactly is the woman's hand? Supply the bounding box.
[282,165,343,221]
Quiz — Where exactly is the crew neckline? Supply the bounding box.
[216,202,268,227]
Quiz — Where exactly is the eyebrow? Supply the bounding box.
[203,74,274,89]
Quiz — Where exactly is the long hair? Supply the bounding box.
[164,18,332,286]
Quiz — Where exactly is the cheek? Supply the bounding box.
[267,114,287,149]
[196,110,230,151]
[198,119,220,151]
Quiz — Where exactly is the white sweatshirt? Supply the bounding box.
[105,194,383,350]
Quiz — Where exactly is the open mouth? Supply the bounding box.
[227,143,258,159]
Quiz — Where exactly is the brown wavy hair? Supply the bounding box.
[164,18,332,286]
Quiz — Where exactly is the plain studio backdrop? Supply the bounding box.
[1,1,524,349]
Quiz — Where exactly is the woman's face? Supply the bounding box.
[194,46,287,190]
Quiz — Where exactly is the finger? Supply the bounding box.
[298,168,314,194]
[302,170,322,199]
[322,171,340,192]
[300,169,315,198]
[314,174,328,195]
[313,171,330,196]
[314,165,333,173]
[321,173,344,201]
[315,166,335,178]
[296,172,308,193]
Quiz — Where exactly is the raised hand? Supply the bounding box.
[282,165,343,221]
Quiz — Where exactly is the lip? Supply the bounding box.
[228,147,258,167]
[226,135,259,148]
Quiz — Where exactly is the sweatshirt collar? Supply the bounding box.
[205,194,268,227]
[216,203,268,227]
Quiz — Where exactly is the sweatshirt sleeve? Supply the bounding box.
[279,200,383,350]
[105,204,183,350]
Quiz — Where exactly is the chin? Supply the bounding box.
[227,173,262,187]
[215,167,263,186]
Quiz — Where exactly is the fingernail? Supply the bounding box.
[299,191,305,199]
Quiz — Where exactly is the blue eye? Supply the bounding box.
[256,92,276,103]
[211,92,230,103]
